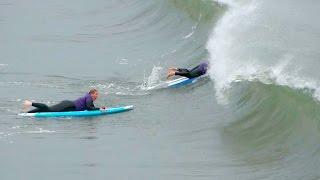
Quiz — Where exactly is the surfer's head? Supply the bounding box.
[89,89,99,101]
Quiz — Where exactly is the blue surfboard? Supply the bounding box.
[19,105,133,118]
[166,74,208,88]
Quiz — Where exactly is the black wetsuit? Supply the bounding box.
[28,93,100,113]
[175,62,209,78]
[28,100,76,113]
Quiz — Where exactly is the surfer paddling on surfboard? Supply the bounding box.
[23,89,106,113]
[167,61,209,79]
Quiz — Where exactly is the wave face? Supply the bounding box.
[206,0,320,179]
[221,82,320,179]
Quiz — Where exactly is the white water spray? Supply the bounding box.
[207,0,320,103]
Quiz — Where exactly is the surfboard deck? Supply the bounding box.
[19,105,134,117]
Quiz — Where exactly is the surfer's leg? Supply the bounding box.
[189,65,200,72]
[27,108,41,113]
[174,71,192,78]
[28,102,50,113]
[186,71,200,78]
[49,100,75,112]
[174,68,195,78]
[177,68,190,72]
[167,68,190,79]
[187,67,203,78]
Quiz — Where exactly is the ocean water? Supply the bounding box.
[1,0,320,179]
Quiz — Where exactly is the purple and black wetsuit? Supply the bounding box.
[28,93,99,113]
[175,62,209,79]
[74,93,99,111]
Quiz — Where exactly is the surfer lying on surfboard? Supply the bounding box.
[167,61,209,79]
[23,89,106,113]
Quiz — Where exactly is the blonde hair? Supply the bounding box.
[89,89,98,94]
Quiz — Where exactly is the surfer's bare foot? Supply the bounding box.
[167,72,175,79]
[23,100,32,112]
[23,100,32,108]
[168,69,176,74]
[169,67,177,71]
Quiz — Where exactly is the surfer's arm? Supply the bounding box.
[85,99,100,111]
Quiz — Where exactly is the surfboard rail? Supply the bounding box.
[18,105,134,117]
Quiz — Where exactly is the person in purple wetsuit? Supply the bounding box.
[167,61,209,79]
[23,89,106,113]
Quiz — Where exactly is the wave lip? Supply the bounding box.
[207,0,259,103]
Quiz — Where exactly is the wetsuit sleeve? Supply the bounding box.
[85,99,100,111]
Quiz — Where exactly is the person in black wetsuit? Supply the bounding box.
[23,89,106,113]
[167,61,209,79]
